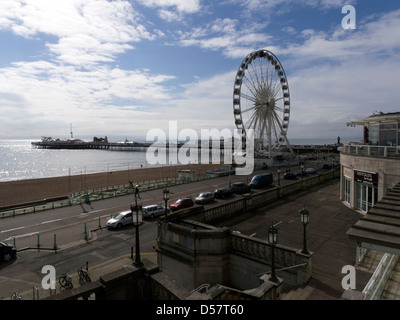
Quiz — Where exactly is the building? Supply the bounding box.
[340,112,400,213]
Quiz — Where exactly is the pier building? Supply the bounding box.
[340,112,400,214]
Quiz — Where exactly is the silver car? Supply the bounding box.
[142,205,169,219]
[106,210,133,229]
[195,192,215,205]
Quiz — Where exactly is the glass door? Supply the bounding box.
[356,181,377,213]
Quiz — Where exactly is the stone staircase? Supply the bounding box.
[281,285,315,300]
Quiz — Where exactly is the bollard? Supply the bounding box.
[84,222,88,241]
[13,237,16,249]
[53,234,57,252]
[37,234,40,252]
[98,217,101,229]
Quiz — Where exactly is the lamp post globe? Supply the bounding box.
[299,208,310,255]
[268,225,278,282]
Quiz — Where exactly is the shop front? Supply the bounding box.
[354,169,378,213]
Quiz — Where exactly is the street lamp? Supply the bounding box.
[299,208,310,255]
[277,168,281,186]
[268,224,278,282]
[163,188,170,222]
[131,194,143,268]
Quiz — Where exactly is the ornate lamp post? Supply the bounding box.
[163,188,170,222]
[299,208,310,254]
[277,168,281,186]
[268,224,278,282]
[132,194,143,268]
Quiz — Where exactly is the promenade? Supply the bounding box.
[221,179,377,299]
[3,174,383,300]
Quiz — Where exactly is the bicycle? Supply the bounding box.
[10,290,22,300]
[78,265,91,283]
[59,272,73,290]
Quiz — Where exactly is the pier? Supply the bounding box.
[31,137,341,154]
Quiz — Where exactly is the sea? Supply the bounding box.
[0,138,358,182]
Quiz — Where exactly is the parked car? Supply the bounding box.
[306,168,317,174]
[231,182,251,194]
[249,173,273,188]
[0,242,17,262]
[170,198,194,211]
[195,192,215,205]
[283,171,296,180]
[142,205,169,219]
[214,187,232,199]
[323,163,332,169]
[106,210,133,229]
[296,170,306,177]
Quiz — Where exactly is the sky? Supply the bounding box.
[0,0,399,142]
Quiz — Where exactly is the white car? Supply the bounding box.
[142,205,169,219]
[306,168,317,174]
[106,210,133,229]
[195,192,215,205]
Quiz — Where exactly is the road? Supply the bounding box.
[0,159,338,299]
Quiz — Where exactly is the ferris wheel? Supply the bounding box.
[233,49,293,157]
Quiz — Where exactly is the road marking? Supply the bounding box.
[0,226,25,233]
[40,218,62,224]
[4,231,38,240]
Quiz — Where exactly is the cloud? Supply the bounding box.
[0,0,156,66]
[179,18,271,58]
[136,0,201,21]
[0,59,176,137]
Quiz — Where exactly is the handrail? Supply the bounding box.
[362,253,399,300]
[342,144,400,158]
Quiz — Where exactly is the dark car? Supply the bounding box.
[283,171,296,180]
[170,198,194,211]
[249,173,273,188]
[214,187,232,199]
[0,242,17,262]
[323,163,332,169]
[231,182,251,194]
[296,170,307,177]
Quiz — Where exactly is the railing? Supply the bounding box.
[0,174,216,219]
[229,232,300,268]
[362,253,399,300]
[342,144,400,158]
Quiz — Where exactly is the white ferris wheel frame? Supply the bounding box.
[233,49,293,158]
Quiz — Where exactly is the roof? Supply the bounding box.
[347,112,400,126]
[347,182,400,253]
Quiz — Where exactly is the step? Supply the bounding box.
[382,195,400,202]
[379,199,400,206]
[374,202,400,212]
[281,285,315,300]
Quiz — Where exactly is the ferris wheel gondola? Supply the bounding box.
[233,49,293,158]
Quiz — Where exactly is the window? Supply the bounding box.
[368,125,379,145]
[343,176,351,204]
[380,129,396,146]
